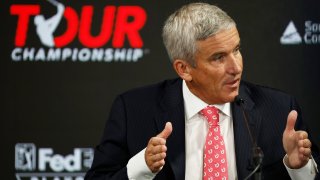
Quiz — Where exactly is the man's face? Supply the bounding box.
[186,26,243,104]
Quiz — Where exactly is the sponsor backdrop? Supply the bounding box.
[2,0,319,179]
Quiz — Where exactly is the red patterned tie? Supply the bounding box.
[200,106,228,180]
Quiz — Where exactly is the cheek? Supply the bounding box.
[211,73,225,89]
[200,66,225,89]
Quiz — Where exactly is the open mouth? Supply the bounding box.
[225,79,240,88]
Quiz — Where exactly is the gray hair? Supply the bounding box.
[162,3,236,66]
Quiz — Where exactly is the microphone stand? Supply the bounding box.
[252,147,264,180]
[236,96,264,180]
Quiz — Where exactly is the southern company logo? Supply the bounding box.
[280,20,320,45]
[10,0,148,62]
[280,21,302,45]
[15,143,94,180]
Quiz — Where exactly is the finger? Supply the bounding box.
[149,159,165,173]
[149,144,166,154]
[152,159,165,170]
[285,110,298,132]
[151,152,166,162]
[146,138,165,157]
[156,122,173,139]
[299,147,311,157]
[149,137,166,146]
[298,131,308,140]
[145,153,164,171]
[151,145,167,154]
[298,139,311,148]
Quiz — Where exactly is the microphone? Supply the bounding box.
[234,95,264,180]
[234,95,244,105]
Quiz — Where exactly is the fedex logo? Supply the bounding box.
[15,143,94,180]
[10,1,147,48]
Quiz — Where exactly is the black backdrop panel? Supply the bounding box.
[2,0,319,179]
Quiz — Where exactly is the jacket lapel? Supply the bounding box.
[155,79,186,180]
[232,82,261,179]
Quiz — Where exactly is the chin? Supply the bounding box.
[223,92,239,103]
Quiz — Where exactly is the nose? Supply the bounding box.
[226,53,242,75]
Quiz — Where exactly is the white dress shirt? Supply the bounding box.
[182,80,237,180]
[126,80,317,180]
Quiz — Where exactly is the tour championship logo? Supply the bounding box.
[15,143,94,180]
[280,20,320,45]
[10,0,148,62]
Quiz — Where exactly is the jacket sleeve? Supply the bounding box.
[85,95,130,180]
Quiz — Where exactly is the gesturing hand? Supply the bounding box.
[145,122,173,173]
[283,110,312,169]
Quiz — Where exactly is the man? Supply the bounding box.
[85,3,319,180]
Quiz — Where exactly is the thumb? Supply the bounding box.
[157,122,173,139]
[285,110,298,132]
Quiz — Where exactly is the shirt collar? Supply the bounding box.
[182,80,231,120]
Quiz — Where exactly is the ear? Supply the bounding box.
[172,59,193,81]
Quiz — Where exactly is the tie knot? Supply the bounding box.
[200,106,219,127]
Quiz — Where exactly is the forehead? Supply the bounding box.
[196,27,240,53]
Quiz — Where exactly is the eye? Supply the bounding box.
[212,54,224,61]
[233,46,241,55]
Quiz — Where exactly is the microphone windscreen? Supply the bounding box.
[234,95,244,105]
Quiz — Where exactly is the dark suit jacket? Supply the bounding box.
[85,78,319,180]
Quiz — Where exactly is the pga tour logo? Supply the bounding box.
[15,143,94,179]
[15,144,37,171]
